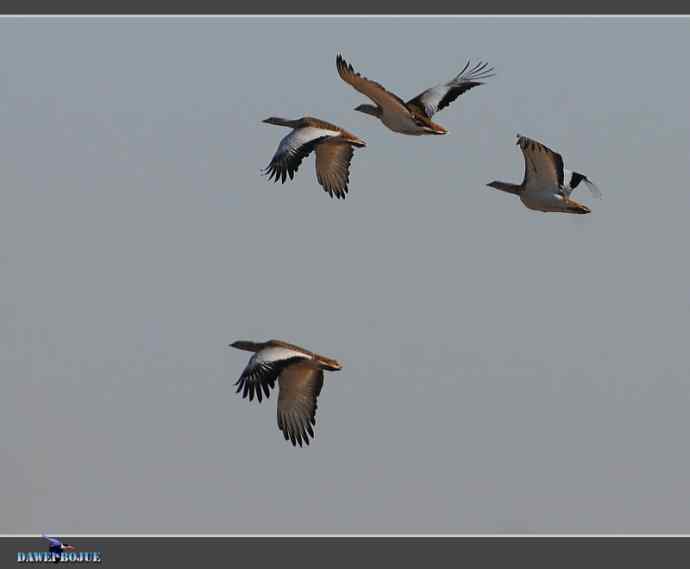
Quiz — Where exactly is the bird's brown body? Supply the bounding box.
[231,339,342,371]
[487,134,600,214]
[262,116,365,199]
[336,53,494,136]
[230,339,342,446]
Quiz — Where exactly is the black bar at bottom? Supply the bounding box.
[3,537,690,568]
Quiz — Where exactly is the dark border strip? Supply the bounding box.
[4,537,690,568]
[1,1,689,14]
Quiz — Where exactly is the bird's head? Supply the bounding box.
[354,104,381,118]
[229,340,262,352]
[262,117,296,128]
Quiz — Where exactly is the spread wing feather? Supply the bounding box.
[336,54,411,116]
[263,127,336,184]
[517,134,564,189]
[277,363,324,447]
[406,60,495,118]
[315,140,355,199]
[563,168,603,199]
[235,347,310,403]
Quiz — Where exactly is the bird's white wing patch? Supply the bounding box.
[254,346,310,365]
[408,61,494,118]
[236,345,311,402]
[265,126,342,183]
[415,84,448,117]
[274,127,340,161]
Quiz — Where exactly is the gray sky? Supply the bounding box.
[2,17,690,534]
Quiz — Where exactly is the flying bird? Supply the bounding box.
[487,134,602,214]
[42,535,75,563]
[262,116,365,199]
[336,53,494,136]
[230,339,342,447]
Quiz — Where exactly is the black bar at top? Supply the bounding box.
[2,0,689,15]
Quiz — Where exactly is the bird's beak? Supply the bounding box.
[63,545,76,551]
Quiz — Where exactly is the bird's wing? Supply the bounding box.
[562,169,603,199]
[42,535,62,548]
[336,54,411,116]
[406,60,495,118]
[517,134,565,189]
[314,139,355,200]
[263,126,339,184]
[235,346,311,403]
[277,362,324,447]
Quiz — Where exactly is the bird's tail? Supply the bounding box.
[314,354,343,371]
[565,199,591,214]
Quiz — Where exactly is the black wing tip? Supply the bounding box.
[261,164,275,181]
[325,186,348,200]
[235,376,272,404]
[336,53,355,75]
[323,186,348,200]
[284,429,314,447]
[460,59,496,81]
[279,414,317,447]
[263,163,293,184]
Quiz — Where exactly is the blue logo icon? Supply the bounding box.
[16,535,103,564]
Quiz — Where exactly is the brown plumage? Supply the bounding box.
[336,53,494,136]
[229,339,342,447]
[262,116,365,199]
[487,134,602,214]
[517,135,565,189]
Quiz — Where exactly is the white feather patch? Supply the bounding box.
[274,127,340,161]
[254,346,309,365]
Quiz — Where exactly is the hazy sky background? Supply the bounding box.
[2,17,690,534]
